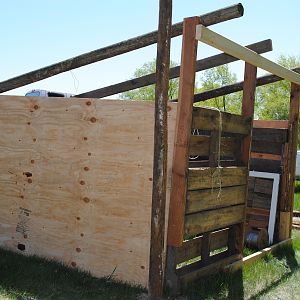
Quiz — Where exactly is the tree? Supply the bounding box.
[256,55,300,120]
[196,65,242,114]
[120,59,179,101]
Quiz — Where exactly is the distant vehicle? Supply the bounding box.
[296,151,300,180]
[25,89,73,98]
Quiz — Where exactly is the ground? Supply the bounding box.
[1,187,300,299]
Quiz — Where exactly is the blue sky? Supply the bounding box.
[0,1,299,96]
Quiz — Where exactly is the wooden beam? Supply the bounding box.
[223,238,292,273]
[193,68,300,103]
[236,63,257,254]
[148,0,172,298]
[196,25,300,85]
[167,17,200,247]
[0,4,244,94]
[287,84,300,236]
[76,39,272,98]
[253,120,289,129]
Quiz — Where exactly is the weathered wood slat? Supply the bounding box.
[178,253,241,287]
[252,178,273,195]
[188,167,247,190]
[246,207,270,217]
[189,135,240,157]
[246,219,269,228]
[0,4,244,93]
[253,120,289,129]
[77,39,272,98]
[192,108,251,135]
[176,229,229,264]
[186,185,246,214]
[251,141,283,155]
[252,128,288,143]
[184,204,245,235]
[251,152,282,161]
[250,158,281,173]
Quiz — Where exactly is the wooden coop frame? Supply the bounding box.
[0,3,299,299]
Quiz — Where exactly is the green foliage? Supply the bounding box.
[120,59,179,101]
[256,55,300,120]
[195,65,242,114]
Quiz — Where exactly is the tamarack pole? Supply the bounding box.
[148,0,172,299]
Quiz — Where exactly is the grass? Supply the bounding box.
[1,195,300,300]
[294,180,300,211]
[1,234,300,300]
[0,249,144,300]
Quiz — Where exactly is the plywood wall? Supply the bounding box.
[0,96,177,287]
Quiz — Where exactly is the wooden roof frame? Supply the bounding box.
[196,25,300,85]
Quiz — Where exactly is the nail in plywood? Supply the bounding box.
[0,95,177,288]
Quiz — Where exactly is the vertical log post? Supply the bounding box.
[148,0,172,299]
[167,17,200,247]
[279,83,300,240]
[233,63,257,253]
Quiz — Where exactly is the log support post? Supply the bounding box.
[279,83,300,241]
[148,0,172,299]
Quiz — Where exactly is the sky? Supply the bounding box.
[0,0,299,97]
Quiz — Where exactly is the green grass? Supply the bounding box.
[0,248,144,300]
[1,233,300,300]
[1,187,300,299]
[294,180,300,211]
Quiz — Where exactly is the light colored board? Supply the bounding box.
[192,108,250,135]
[176,228,228,264]
[187,166,247,190]
[0,95,177,288]
[184,204,245,235]
[224,239,292,273]
[196,25,300,85]
[278,212,291,241]
[186,185,246,214]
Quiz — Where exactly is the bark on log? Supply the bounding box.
[75,39,272,98]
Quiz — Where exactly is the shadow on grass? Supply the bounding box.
[247,244,299,300]
[181,268,244,300]
[181,244,299,300]
[0,247,144,300]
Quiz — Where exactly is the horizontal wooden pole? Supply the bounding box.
[75,39,272,98]
[196,25,300,85]
[194,67,300,102]
[0,4,244,93]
